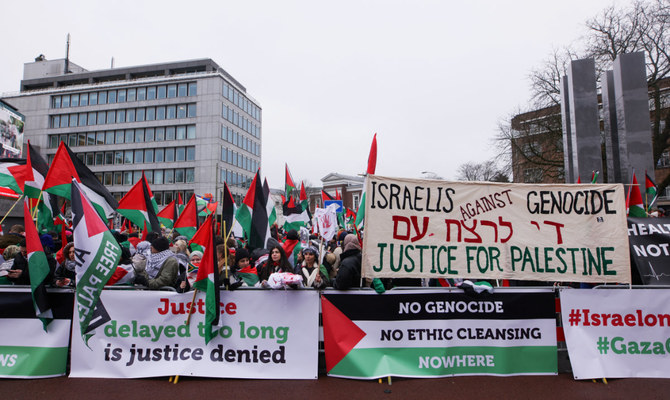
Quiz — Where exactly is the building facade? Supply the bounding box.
[1,57,261,208]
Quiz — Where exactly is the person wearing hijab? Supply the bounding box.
[333,234,363,290]
[300,246,329,289]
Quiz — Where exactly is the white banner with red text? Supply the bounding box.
[70,290,319,379]
[362,176,630,283]
[560,288,670,379]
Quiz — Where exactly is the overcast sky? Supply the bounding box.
[0,0,621,189]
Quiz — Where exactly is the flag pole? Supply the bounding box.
[185,289,198,326]
[0,195,25,227]
[223,221,229,287]
[31,191,44,220]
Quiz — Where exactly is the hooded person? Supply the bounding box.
[300,246,329,289]
[135,237,179,289]
[333,234,363,290]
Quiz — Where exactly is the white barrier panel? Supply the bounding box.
[70,290,319,379]
[560,288,670,379]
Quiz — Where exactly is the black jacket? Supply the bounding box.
[333,249,362,290]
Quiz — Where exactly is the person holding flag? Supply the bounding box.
[134,237,179,289]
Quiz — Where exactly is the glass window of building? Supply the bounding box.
[155,127,165,141]
[175,169,185,183]
[116,109,125,123]
[155,148,164,162]
[115,130,124,144]
[166,127,175,141]
[176,126,186,140]
[135,129,144,142]
[167,84,177,98]
[88,112,97,125]
[115,151,124,164]
[79,113,87,126]
[96,132,105,145]
[51,116,59,128]
[136,108,145,122]
[157,85,167,99]
[145,170,153,184]
[53,96,61,108]
[176,147,185,162]
[114,172,122,185]
[124,150,133,164]
[187,125,195,139]
[135,149,144,163]
[164,169,174,184]
[167,106,176,119]
[62,95,70,107]
[77,133,86,146]
[89,92,98,105]
[178,83,187,97]
[80,93,88,106]
[86,153,94,165]
[125,130,134,143]
[147,86,156,100]
[133,171,142,184]
[49,135,59,148]
[145,148,154,163]
[127,88,136,102]
[146,128,155,142]
[186,168,194,183]
[106,110,115,124]
[123,172,132,185]
[108,90,117,104]
[97,111,106,125]
[87,133,95,146]
[177,105,187,119]
[117,89,126,103]
[164,191,173,205]
[187,104,196,118]
[105,152,114,165]
[104,172,113,186]
[187,147,195,161]
[70,114,78,127]
[188,82,197,96]
[126,109,135,122]
[153,191,162,205]
[154,170,163,185]
[59,115,69,128]
[165,148,175,162]
[105,131,114,145]
[95,172,102,183]
[137,87,146,101]
[98,91,107,104]
[156,106,165,120]
[146,107,156,120]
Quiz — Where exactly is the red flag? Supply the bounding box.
[141,221,147,241]
[300,182,307,202]
[321,190,334,203]
[367,133,377,175]
[335,189,341,201]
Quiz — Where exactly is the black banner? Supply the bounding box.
[628,217,670,285]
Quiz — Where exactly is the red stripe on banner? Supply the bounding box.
[556,326,565,342]
[555,297,561,313]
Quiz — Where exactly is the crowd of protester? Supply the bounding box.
[0,222,387,292]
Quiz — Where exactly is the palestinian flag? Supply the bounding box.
[42,142,117,222]
[283,196,310,232]
[174,194,200,239]
[236,171,270,249]
[627,173,647,218]
[645,171,658,211]
[590,170,599,184]
[23,199,53,330]
[106,264,135,286]
[25,142,62,233]
[0,158,26,198]
[282,234,302,268]
[321,190,334,204]
[345,207,357,227]
[335,189,341,201]
[355,133,377,230]
[221,182,236,238]
[158,199,180,229]
[237,265,259,286]
[264,178,277,227]
[191,215,220,344]
[70,179,121,343]
[197,195,216,217]
[117,173,160,232]
[285,163,297,197]
[300,181,312,223]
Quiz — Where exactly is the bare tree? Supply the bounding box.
[456,160,509,182]
[528,47,580,108]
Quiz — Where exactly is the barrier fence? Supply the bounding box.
[0,285,668,380]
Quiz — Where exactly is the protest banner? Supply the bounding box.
[322,289,557,379]
[627,217,670,285]
[70,289,319,379]
[560,288,670,379]
[361,176,631,283]
[0,289,72,378]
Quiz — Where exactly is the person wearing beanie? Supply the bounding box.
[229,247,260,287]
[135,236,178,289]
[300,246,329,289]
[333,235,363,290]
